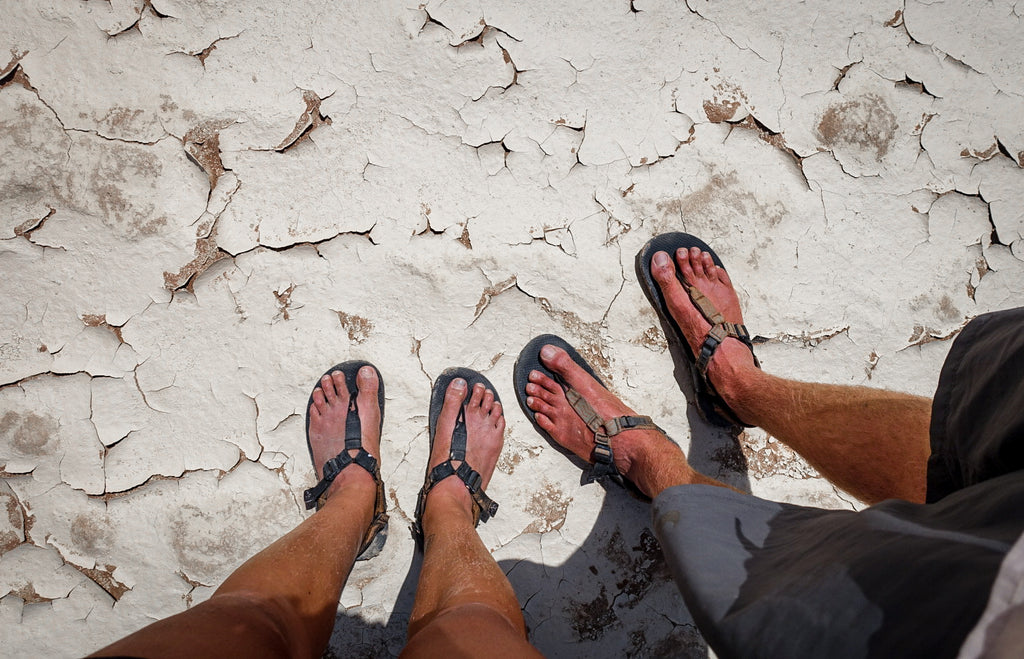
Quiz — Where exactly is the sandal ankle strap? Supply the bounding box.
[564,387,663,484]
[303,448,379,510]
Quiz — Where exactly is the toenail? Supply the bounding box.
[359,366,372,377]
[453,378,466,390]
[526,396,534,406]
[653,251,669,267]
[541,345,556,359]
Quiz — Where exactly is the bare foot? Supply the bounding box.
[525,345,681,493]
[650,247,758,403]
[425,379,505,513]
[307,366,380,500]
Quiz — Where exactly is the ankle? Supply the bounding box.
[616,429,690,496]
[321,466,375,506]
[705,340,765,424]
[422,483,475,526]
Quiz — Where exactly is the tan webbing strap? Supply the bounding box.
[565,388,606,434]
[604,415,660,435]
[687,285,725,325]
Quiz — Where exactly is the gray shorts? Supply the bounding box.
[653,307,1024,659]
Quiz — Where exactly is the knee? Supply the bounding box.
[405,603,528,654]
[197,591,308,658]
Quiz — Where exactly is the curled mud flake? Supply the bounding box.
[72,563,130,601]
[0,65,35,92]
[817,94,898,158]
[761,326,850,348]
[275,90,332,152]
[273,284,297,321]
[81,314,126,344]
[11,583,54,604]
[884,9,904,27]
[865,351,880,379]
[977,256,990,279]
[335,311,373,344]
[733,115,791,152]
[14,207,56,238]
[524,481,571,533]
[473,275,518,321]
[191,35,239,66]
[0,49,28,81]
[184,120,233,190]
[960,143,999,160]
[163,232,225,292]
[906,322,967,348]
[457,224,472,249]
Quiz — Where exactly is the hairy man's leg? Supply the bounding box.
[649,247,931,504]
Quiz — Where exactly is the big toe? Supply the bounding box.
[539,344,574,376]
[651,250,677,285]
[432,377,468,461]
[355,366,381,454]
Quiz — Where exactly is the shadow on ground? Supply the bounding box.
[324,410,748,658]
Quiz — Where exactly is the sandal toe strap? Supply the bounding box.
[565,384,663,484]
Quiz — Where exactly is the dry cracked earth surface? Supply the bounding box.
[2,1,1023,657]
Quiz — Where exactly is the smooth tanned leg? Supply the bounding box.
[403,379,542,659]
[91,367,382,659]
[649,247,931,504]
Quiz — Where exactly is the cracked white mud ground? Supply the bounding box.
[2,1,1023,656]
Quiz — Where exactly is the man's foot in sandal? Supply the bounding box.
[304,362,389,560]
[649,246,761,424]
[414,371,504,544]
[518,337,724,498]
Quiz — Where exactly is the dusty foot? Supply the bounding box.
[425,378,505,513]
[307,366,380,500]
[650,246,758,401]
[525,345,671,480]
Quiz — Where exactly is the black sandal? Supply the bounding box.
[302,361,388,561]
[635,232,760,428]
[412,368,500,546]
[513,334,669,487]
